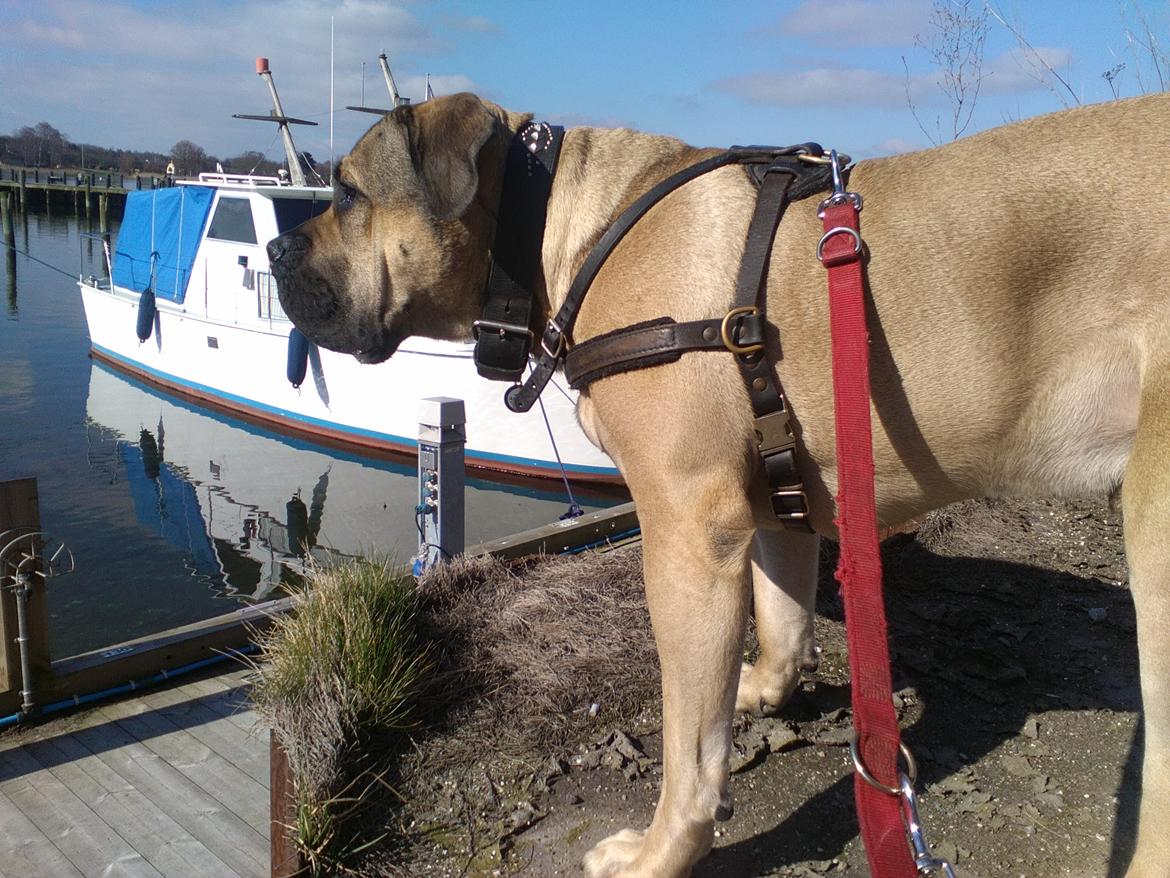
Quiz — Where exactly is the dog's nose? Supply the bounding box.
[267,235,292,263]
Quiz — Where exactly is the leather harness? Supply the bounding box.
[475,124,842,528]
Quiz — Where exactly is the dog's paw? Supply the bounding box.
[735,661,799,716]
[583,828,646,878]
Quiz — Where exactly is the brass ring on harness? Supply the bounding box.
[849,734,918,796]
[721,306,764,355]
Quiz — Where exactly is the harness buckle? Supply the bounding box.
[753,409,793,455]
[770,489,809,521]
[721,306,765,355]
[541,319,566,359]
[472,318,533,343]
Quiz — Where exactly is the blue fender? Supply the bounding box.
[287,327,310,388]
[136,287,156,341]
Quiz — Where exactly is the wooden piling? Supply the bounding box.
[18,168,26,211]
[99,194,108,235]
[270,730,305,877]
[1,192,12,246]
[0,479,51,698]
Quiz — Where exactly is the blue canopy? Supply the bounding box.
[112,187,215,303]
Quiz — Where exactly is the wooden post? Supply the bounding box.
[99,194,108,235]
[3,193,14,315]
[18,169,26,211]
[85,178,92,221]
[270,730,305,877]
[1,192,12,246]
[0,479,50,698]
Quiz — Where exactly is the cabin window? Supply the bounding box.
[272,197,330,233]
[207,197,258,244]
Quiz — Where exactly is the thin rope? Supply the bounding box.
[535,389,583,519]
[2,238,79,279]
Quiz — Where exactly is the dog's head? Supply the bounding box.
[267,93,517,363]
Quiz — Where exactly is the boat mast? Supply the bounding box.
[232,58,318,186]
[346,53,411,116]
[379,53,410,108]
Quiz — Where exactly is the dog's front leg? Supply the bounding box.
[737,528,820,715]
[583,498,752,878]
[1121,364,1170,878]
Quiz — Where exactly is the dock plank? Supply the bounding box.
[132,686,268,784]
[69,715,267,878]
[25,735,240,878]
[0,746,162,877]
[96,697,269,831]
[0,786,86,878]
[173,676,261,733]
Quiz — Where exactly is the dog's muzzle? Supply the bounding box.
[266,231,339,327]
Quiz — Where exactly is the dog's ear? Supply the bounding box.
[406,93,498,221]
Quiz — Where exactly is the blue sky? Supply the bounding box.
[0,1,1165,164]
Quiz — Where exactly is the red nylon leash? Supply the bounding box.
[818,184,919,878]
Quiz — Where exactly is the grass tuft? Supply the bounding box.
[252,557,427,876]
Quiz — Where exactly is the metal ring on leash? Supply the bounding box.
[816,226,862,262]
[850,735,917,796]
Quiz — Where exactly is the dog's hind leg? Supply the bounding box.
[583,491,754,878]
[1121,362,1170,877]
[736,528,820,715]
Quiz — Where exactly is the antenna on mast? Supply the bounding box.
[233,57,317,186]
[346,53,412,116]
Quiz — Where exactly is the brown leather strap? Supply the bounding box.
[560,162,813,527]
[564,314,765,389]
[728,168,809,525]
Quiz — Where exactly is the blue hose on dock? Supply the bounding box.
[0,643,259,729]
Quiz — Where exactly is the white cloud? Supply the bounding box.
[713,68,910,108]
[441,14,502,35]
[864,136,925,157]
[982,46,1076,94]
[0,0,483,157]
[397,74,478,100]
[779,0,931,48]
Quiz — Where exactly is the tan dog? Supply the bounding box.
[268,92,1169,877]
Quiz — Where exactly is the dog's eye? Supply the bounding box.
[337,183,358,209]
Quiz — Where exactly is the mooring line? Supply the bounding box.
[1,237,80,280]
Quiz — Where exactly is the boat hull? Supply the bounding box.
[79,282,620,483]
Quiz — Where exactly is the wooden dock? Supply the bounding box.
[0,665,269,878]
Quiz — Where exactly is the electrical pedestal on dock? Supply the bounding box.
[415,397,466,574]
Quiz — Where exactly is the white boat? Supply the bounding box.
[76,60,618,484]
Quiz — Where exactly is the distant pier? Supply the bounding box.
[0,166,169,226]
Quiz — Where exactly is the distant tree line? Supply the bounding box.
[0,121,294,179]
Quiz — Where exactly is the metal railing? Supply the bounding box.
[257,270,289,321]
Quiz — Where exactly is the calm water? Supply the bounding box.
[0,208,622,658]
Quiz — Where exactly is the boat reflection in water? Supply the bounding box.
[85,362,625,603]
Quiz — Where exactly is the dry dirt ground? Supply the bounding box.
[394,497,1141,878]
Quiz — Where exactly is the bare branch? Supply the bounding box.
[986,2,1081,107]
[1103,62,1126,99]
[908,0,989,143]
[1121,0,1169,93]
[903,54,941,146]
